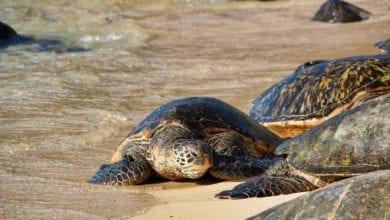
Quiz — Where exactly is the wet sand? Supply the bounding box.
[131,180,306,220]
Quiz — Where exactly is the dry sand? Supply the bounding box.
[131,181,306,219]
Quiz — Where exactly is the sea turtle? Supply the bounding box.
[90,97,282,185]
[250,55,390,138]
[249,170,390,220]
[374,38,390,55]
[312,0,370,23]
[216,93,390,199]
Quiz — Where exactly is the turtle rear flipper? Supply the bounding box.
[90,154,151,185]
[215,174,317,199]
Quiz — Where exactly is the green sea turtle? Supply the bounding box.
[90,97,282,185]
[249,170,390,220]
[312,0,370,23]
[216,93,390,199]
[250,55,390,138]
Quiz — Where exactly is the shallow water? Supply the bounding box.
[0,0,389,219]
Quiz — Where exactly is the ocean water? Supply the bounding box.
[0,0,388,218]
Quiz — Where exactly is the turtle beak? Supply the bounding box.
[187,153,212,179]
[192,153,212,169]
[202,153,213,170]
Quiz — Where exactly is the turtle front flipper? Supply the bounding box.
[216,174,317,199]
[207,132,274,180]
[209,155,275,180]
[90,153,151,185]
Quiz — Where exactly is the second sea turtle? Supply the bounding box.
[250,55,389,138]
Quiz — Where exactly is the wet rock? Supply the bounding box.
[312,0,370,23]
[0,21,17,41]
[0,21,88,53]
[0,33,78,53]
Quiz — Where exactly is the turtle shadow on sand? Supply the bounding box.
[125,175,223,190]
[312,0,370,23]
[0,20,89,53]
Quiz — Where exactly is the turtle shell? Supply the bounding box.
[250,55,390,138]
[249,170,390,220]
[275,93,390,179]
[113,97,283,162]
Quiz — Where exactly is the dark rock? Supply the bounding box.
[312,0,370,23]
[0,21,17,41]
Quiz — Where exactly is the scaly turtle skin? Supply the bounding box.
[312,0,370,23]
[90,97,282,185]
[250,55,390,138]
[216,93,390,199]
[249,170,390,220]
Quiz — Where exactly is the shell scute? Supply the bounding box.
[251,55,390,138]
[277,94,390,176]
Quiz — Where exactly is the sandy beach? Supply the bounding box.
[130,180,306,219]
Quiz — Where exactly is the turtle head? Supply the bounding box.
[172,139,213,179]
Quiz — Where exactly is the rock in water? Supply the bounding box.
[0,21,17,41]
[312,0,370,23]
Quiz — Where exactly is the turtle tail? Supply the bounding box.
[89,156,151,185]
